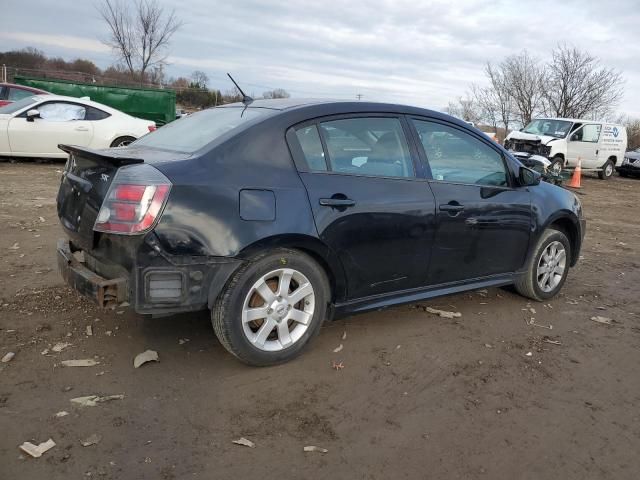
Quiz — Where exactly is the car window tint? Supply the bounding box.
[38,102,86,122]
[295,125,327,171]
[8,88,34,101]
[319,117,413,178]
[85,106,111,121]
[413,120,508,186]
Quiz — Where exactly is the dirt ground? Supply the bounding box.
[1,161,639,480]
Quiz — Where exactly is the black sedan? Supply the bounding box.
[56,99,586,365]
[617,147,640,177]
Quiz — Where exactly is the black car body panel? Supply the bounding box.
[56,99,585,316]
[617,149,640,177]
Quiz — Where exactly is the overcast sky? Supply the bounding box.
[2,0,639,117]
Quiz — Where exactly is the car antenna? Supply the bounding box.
[227,73,253,106]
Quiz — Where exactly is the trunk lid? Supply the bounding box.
[57,144,144,249]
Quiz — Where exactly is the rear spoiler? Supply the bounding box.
[58,144,144,167]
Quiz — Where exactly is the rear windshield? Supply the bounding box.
[0,96,38,114]
[133,107,267,153]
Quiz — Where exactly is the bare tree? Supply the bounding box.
[502,51,544,126]
[444,95,481,124]
[263,88,290,99]
[190,70,209,89]
[97,0,182,83]
[485,62,514,133]
[471,84,499,132]
[542,44,624,119]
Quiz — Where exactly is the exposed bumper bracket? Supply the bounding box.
[57,239,128,308]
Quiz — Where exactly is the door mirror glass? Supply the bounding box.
[26,109,40,122]
[519,166,540,186]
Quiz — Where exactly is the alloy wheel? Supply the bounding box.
[536,241,566,293]
[241,268,315,351]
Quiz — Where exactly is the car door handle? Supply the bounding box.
[319,198,356,208]
[439,203,464,213]
[75,126,89,132]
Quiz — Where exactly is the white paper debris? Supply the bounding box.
[61,359,99,367]
[303,445,328,453]
[590,316,612,325]
[425,307,462,319]
[51,342,71,353]
[80,434,102,447]
[19,438,56,458]
[86,326,93,336]
[1,352,15,363]
[525,352,533,357]
[70,394,124,407]
[54,411,69,418]
[332,344,344,353]
[133,350,159,368]
[341,331,347,341]
[232,437,255,448]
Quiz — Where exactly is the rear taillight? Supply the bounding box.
[94,164,171,235]
[148,124,157,132]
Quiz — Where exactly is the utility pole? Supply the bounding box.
[356,94,363,101]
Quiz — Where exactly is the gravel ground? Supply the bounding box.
[1,161,639,480]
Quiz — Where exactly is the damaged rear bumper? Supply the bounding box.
[57,239,128,308]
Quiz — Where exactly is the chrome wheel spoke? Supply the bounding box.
[278,270,293,297]
[256,280,277,304]
[244,306,269,323]
[277,322,293,347]
[536,240,566,293]
[253,318,276,347]
[287,282,313,305]
[288,308,311,325]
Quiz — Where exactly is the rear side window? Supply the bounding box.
[318,117,414,178]
[295,125,327,171]
[8,88,34,101]
[413,119,508,186]
[85,106,111,121]
[134,107,267,153]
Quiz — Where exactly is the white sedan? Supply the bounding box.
[0,94,156,158]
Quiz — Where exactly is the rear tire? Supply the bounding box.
[514,228,571,301]
[211,249,330,366]
[110,136,136,148]
[598,160,614,180]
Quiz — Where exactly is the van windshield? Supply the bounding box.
[522,119,573,138]
[133,107,268,153]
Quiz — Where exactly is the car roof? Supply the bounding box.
[0,82,49,93]
[533,117,622,125]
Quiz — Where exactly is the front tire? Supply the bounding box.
[598,160,614,180]
[212,249,330,366]
[514,228,571,301]
[549,156,564,175]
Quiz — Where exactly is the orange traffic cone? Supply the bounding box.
[566,158,582,188]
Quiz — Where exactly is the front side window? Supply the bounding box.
[38,102,86,121]
[0,96,38,114]
[318,117,414,178]
[571,124,601,143]
[413,119,508,186]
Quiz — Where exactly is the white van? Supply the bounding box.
[505,118,627,179]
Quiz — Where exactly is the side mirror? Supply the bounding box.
[569,133,579,141]
[26,109,40,122]
[518,166,540,186]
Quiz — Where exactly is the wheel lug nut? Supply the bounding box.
[267,308,273,314]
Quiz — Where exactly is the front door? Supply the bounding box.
[410,118,532,285]
[289,116,437,300]
[9,101,94,155]
[567,124,601,168]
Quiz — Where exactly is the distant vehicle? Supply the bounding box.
[0,83,49,107]
[56,99,585,366]
[617,147,640,178]
[504,118,627,179]
[0,94,156,158]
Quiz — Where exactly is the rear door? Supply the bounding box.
[8,101,94,155]
[566,123,601,168]
[409,118,532,285]
[288,115,437,300]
